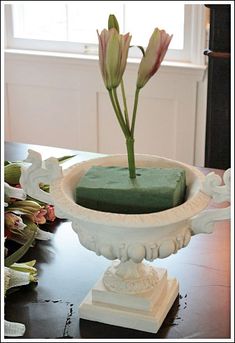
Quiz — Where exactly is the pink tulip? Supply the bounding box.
[137,28,173,89]
[97,28,131,90]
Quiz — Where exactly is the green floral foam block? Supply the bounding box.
[75,166,186,214]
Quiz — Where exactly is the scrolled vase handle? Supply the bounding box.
[19,149,63,205]
[190,168,231,235]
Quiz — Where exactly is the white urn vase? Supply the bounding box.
[20,151,231,333]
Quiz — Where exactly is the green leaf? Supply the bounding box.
[130,45,145,57]
[57,155,76,163]
[26,195,47,206]
[4,221,38,267]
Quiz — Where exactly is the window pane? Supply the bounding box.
[12,2,124,44]
[11,2,185,51]
[12,3,67,41]
[124,1,184,49]
[68,2,123,44]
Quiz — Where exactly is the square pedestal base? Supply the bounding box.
[79,267,179,333]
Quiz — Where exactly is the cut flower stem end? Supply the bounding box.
[126,137,136,179]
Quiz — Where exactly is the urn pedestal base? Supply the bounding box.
[79,265,179,333]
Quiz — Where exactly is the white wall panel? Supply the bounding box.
[7,84,82,149]
[4,51,207,165]
[4,85,11,141]
[134,96,177,158]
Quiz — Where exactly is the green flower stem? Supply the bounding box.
[121,80,130,131]
[131,87,140,136]
[5,222,37,267]
[108,90,128,137]
[109,87,137,178]
[113,88,130,136]
[126,136,136,178]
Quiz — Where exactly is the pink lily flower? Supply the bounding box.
[137,28,173,89]
[97,28,131,90]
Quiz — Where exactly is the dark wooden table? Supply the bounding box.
[3,142,231,339]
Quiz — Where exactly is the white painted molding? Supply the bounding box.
[5,49,206,81]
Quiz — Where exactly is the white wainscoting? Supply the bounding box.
[4,50,207,165]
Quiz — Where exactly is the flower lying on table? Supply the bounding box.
[4,183,54,245]
[4,260,37,337]
[4,155,74,337]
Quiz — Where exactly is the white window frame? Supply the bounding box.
[4,3,206,65]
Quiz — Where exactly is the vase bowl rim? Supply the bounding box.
[51,154,210,228]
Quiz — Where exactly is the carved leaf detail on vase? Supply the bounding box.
[191,169,231,235]
[20,149,63,205]
[103,260,159,294]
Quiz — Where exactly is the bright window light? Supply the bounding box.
[124,2,184,49]
[6,2,206,64]
[11,2,184,49]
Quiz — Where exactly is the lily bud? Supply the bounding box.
[10,260,38,282]
[137,28,173,89]
[5,213,26,231]
[4,320,26,337]
[4,163,23,185]
[97,28,131,90]
[6,199,42,215]
[5,262,37,293]
[108,14,119,33]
